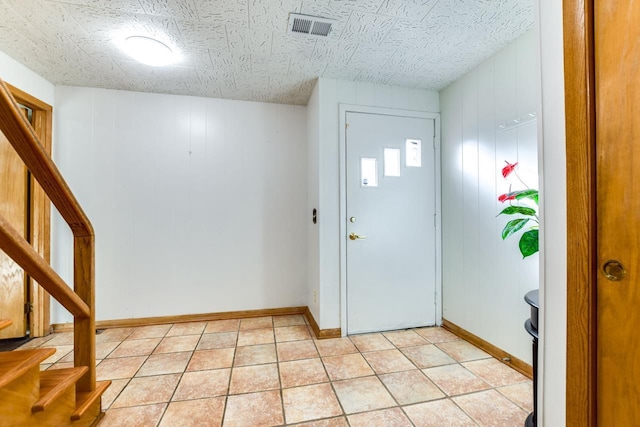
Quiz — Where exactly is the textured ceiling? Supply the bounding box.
[0,0,533,105]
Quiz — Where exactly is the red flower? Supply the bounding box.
[498,193,516,203]
[502,161,518,178]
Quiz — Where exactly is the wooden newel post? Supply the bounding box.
[74,235,96,392]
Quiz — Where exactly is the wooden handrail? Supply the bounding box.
[0,215,90,318]
[0,81,93,238]
[0,78,96,393]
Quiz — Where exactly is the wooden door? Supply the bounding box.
[595,1,640,424]
[0,110,29,339]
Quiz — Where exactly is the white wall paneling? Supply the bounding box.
[52,86,307,323]
[535,0,567,423]
[309,78,440,330]
[306,82,320,322]
[440,30,539,364]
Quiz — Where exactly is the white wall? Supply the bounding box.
[51,86,307,323]
[306,82,320,321]
[536,0,567,423]
[0,50,54,106]
[309,78,440,329]
[440,30,539,364]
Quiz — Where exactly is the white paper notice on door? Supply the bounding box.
[384,148,401,177]
[406,139,421,167]
[361,157,378,187]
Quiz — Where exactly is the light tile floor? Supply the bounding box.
[19,315,533,426]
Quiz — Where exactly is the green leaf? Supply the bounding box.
[519,229,539,258]
[501,218,530,240]
[514,189,539,204]
[498,206,537,217]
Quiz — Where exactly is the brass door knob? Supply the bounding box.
[603,260,626,281]
[349,232,366,240]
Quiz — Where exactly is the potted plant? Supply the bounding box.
[497,161,539,258]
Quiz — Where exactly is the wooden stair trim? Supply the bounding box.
[0,319,12,331]
[0,348,55,389]
[71,380,111,421]
[32,366,88,413]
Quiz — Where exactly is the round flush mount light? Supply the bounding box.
[123,36,178,66]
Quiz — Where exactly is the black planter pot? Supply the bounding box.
[524,289,539,427]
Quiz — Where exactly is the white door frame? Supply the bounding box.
[339,104,443,336]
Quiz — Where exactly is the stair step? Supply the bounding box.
[0,348,55,389]
[32,366,88,413]
[0,319,12,331]
[71,380,111,421]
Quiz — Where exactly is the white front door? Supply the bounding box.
[346,111,436,334]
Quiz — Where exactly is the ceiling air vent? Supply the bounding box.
[288,13,335,37]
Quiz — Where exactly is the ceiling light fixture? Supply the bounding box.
[123,36,178,66]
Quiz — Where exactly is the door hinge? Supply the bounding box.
[24,302,33,314]
[346,122,350,129]
[433,136,436,150]
[434,213,437,228]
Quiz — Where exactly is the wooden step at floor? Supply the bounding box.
[0,348,55,389]
[32,366,88,413]
[71,380,111,421]
[0,319,12,331]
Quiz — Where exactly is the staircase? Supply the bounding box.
[0,78,110,426]
[0,320,110,426]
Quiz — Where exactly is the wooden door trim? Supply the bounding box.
[563,0,598,425]
[6,82,52,337]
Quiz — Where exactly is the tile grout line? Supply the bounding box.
[107,326,171,415]
[272,318,288,426]
[220,319,241,427]
[154,327,202,427]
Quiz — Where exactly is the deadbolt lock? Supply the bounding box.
[603,260,626,281]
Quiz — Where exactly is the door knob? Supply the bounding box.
[349,232,366,240]
[602,260,626,281]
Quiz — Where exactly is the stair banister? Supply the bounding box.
[0,215,90,318]
[0,79,96,393]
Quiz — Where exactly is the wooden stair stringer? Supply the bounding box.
[0,348,55,389]
[0,352,108,427]
[71,380,112,421]
[0,349,54,426]
[32,366,88,413]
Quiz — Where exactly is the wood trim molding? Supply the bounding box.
[563,0,598,425]
[303,307,341,340]
[5,83,52,112]
[442,319,533,379]
[53,306,344,340]
[52,306,308,332]
[5,83,53,338]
